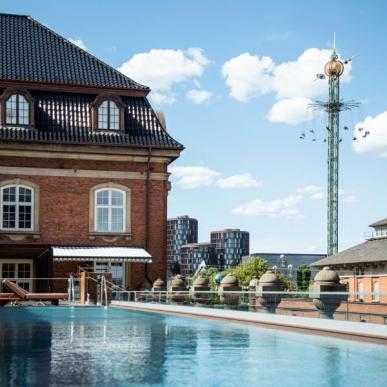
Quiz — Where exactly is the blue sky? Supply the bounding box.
[2,0,387,253]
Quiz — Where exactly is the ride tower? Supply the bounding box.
[310,37,359,256]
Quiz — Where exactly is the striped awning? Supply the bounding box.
[52,246,152,263]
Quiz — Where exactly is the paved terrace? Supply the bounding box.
[112,301,387,345]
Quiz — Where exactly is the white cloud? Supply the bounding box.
[118,48,211,97]
[353,111,387,156]
[186,89,213,104]
[338,189,357,204]
[150,93,177,105]
[273,48,351,100]
[222,48,352,125]
[68,38,88,51]
[216,174,262,189]
[221,53,275,102]
[296,185,324,200]
[169,166,219,189]
[267,97,314,125]
[232,195,303,218]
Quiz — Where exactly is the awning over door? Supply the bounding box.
[52,246,152,263]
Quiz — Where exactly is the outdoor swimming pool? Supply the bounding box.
[0,307,386,387]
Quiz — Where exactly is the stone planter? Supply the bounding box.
[190,276,210,305]
[218,274,241,307]
[152,278,166,303]
[256,271,281,313]
[310,267,347,319]
[169,275,188,304]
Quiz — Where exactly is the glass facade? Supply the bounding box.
[210,229,249,269]
[167,216,198,274]
[180,243,215,277]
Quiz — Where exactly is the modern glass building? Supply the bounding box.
[167,216,198,274]
[210,229,249,269]
[180,243,215,277]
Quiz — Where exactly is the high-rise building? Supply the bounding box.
[167,216,198,274]
[210,229,249,269]
[180,243,215,277]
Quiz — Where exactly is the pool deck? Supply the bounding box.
[112,301,387,345]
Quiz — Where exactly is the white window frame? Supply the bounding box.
[94,188,126,232]
[97,100,120,130]
[0,184,34,231]
[0,259,34,291]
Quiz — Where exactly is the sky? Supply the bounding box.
[2,0,387,254]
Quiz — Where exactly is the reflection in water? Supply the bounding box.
[0,307,387,387]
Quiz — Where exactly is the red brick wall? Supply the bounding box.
[0,154,169,288]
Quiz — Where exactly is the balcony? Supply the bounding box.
[364,229,387,240]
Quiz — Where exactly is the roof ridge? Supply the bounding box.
[22,15,149,91]
[0,12,30,17]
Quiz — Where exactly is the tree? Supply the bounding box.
[296,264,311,291]
[226,257,268,287]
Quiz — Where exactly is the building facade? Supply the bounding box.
[167,216,198,274]
[0,14,183,291]
[180,243,215,277]
[312,217,387,303]
[210,229,249,269]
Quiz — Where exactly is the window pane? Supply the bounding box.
[18,263,31,279]
[18,95,29,125]
[2,205,16,228]
[18,187,32,203]
[111,190,124,206]
[98,101,109,129]
[5,95,17,124]
[111,263,123,286]
[96,190,109,205]
[96,207,109,231]
[111,208,124,231]
[109,101,119,130]
[3,187,16,202]
[2,263,15,278]
[18,205,32,229]
[95,263,109,272]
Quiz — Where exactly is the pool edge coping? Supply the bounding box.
[111,302,387,346]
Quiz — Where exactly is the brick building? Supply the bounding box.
[312,217,387,303]
[0,14,183,291]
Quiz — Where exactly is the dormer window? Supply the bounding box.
[98,100,119,130]
[91,94,125,131]
[6,94,29,125]
[0,89,34,127]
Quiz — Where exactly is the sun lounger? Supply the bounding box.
[0,293,22,306]
[2,279,68,305]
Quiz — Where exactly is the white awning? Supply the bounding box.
[52,246,152,263]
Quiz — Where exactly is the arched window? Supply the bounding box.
[95,188,125,232]
[0,185,34,230]
[98,100,120,130]
[6,94,30,125]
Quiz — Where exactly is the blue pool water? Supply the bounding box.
[0,307,386,387]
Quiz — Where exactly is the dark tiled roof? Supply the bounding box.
[311,238,387,266]
[369,218,387,228]
[0,13,148,90]
[0,90,183,148]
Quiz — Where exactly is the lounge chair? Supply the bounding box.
[0,293,21,306]
[2,279,68,305]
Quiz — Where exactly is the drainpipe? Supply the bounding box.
[144,146,152,284]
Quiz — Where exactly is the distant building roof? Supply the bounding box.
[0,13,148,91]
[369,217,387,228]
[311,238,387,267]
[251,253,325,268]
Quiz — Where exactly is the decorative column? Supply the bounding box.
[310,266,347,319]
[218,274,241,307]
[190,276,210,305]
[256,271,282,313]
